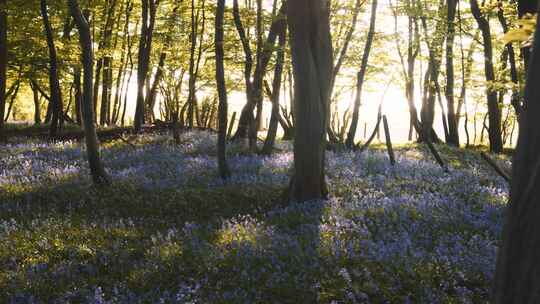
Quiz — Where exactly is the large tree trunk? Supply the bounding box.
[445,0,459,146]
[493,11,540,303]
[215,0,230,179]
[345,0,377,148]
[286,0,333,202]
[69,0,110,186]
[0,0,6,138]
[470,0,503,153]
[40,0,64,138]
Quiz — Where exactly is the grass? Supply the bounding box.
[0,130,508,303]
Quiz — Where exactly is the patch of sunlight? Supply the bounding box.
[216,222,262,248]
[146,242,183,262]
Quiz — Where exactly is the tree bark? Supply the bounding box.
[215,0,230,179]
[40,0,64,137]
[493,11,540,303]
[445,0,459,146]
[470,0,503,153]
[345,0,377,148]
[286,0,333,202]
[69,0,111,186]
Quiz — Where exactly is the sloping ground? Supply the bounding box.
[0,131,508,303]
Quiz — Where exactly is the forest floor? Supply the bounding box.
[0,129,509,303]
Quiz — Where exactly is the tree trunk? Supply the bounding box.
[74,67,83,125]
[69,0,110,186]
[187,0,198,128]
[134,0,157,132]
[419,8,445,144]
[517,0,538,71]
[445,0,459,146]
[497,2,522,119]
[493,12,540,303]
[30,81,43,124]
[231,2,287,145]
[470,0,503,153]
[0,0,6,138]
[215,0,230,179]
[262,24,286,155]
[41,0,64,137]
[345,0,377,148]
[286,0,333,202]
[147,51,166,121]
[330,0,362,97]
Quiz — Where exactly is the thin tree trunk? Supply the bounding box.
[330,0,362,97]
[470,0,503,153]
[4,81,20,122]
[69,0,110,186]
[419,6,445,144]
[215,0,230,179]
[346,0,377,148]
[497,1,522,119]
[30,80,42,124]
[231,2,286,145]
[147,51,166,122]
[262,23,286,155]
[134,0,158,132]
[41,0,64,137]
[445,0,459,146]
[74,68,82,125]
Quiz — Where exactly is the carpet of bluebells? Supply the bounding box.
[0,130,509,303]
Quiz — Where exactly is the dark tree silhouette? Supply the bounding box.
[346,0,377,148]
[69,0,111,186]
[134,0,159,132]
[493,11,540,303]
[470,0,503,153]
[40,0,64,138]
[215,0,230,179]
[261,22,286,156]
[286,0,333,202]
[445,0,459,146]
